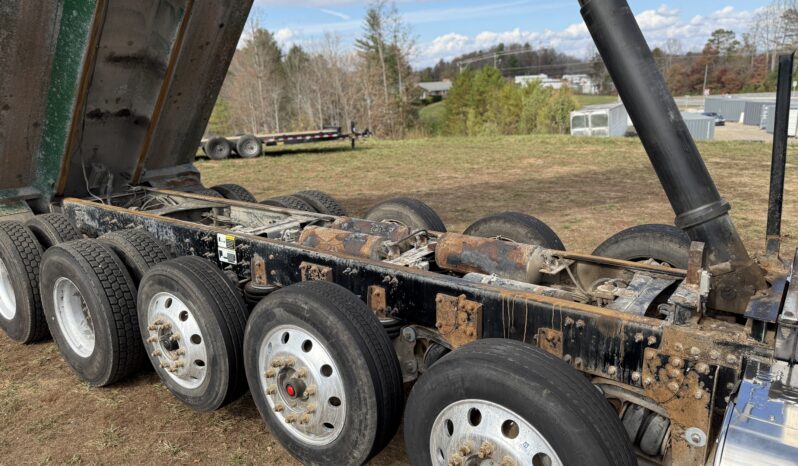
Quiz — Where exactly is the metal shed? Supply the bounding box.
[570,103,628,137]
[743,100,774,126]
[681,113,715,141]
[704,97,747,122]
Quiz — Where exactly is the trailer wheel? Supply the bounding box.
[236,135,262,158]
[464,212,565,250]
[25,213,81,249]
[210,184,257,203]
[244,281,403,465]
[40,240,145,386]
[405,339,637,466]
[204,137,232,160]
[592,224,691,268]
[138,256,248,411]
[0,222,47,343]
[292,190,347,216]
[99,229,172,284]
[260,195,316,212]
[365,197,447,232]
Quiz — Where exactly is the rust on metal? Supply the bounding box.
[537,328,563,358]
[435,233,544,283]
[298,226,386,261]
[331,217,413,243]
[55,0,108,195]
[368,285,388,318]
[435,293,482,348]
[685,242,705,286]
[252,254,268,285]
[299,262,333,282]
[130,0,196,183]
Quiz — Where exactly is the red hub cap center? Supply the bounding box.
[286,385,296,397]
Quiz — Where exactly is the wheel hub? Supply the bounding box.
[145,292,207,389]
[431,399,562,466]
[0,258,16,320]
[259,324,346,446]
[52,277,95,357]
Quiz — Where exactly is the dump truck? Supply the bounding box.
[0,0,796,465]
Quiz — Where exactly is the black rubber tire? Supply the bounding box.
[292,190,348,216]
[364,197,447,232]
[98,229,172,284]
[138,256,249,411]
[244,281,404,466]
[40,240,145,386]
[405,339,637,466]
[464,211,566,250]
[592,224,691,268]
[0,221,48,343]
[236,134,262,158]
[211,184,257,203]
[25,213,81,250]
[260,195,316,212]
[204,137,232,160]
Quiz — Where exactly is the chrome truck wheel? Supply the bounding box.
[258,324,346,445]
[145,292,208,389]
[244,281,403,466]
[0,257,17,321]
[429,399,561,466]
[405,339,637,466]
[138,256,248,411]
[52,277,94,358]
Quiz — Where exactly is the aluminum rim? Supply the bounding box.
[53,277,95,358]
[258,324,346,446]
[430,399,562,466]
[145,292,208,389]
[0,258,16,320]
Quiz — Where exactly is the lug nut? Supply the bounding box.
[146,336,157,343]
[169,333,181,341]
[273,403,285,412]
[285,414,297,424]
[265,368,276,378]
[151,350,162,358]
[305,385,317,396]
[478,441,494,458]
[500,456,517,466]
[266,384,278,395]
[631,371,641,382]
[298,414,311,425]
[148,324,160,331]
[176,349,186,356]
[285,357,296,367]
[668,382,680,393]
[670,357,684,369]
[296,368,308,378]
[458,441,473,456]
[272,357,286,368]
[305,403,317,414]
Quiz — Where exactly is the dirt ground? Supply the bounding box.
[1,135,796,465]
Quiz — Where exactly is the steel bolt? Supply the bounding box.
[690,347,701,357]
[435,321,444,329]
[466,327,476,337]
[146,336,157,343]
[574,357,583,368]
[726,354,738,365]
[634,333,644,343]
[646,351,655,361]
[148,324,160,331]
[694,390,704,400]
[266,384,277,395]
[265,368,276,378]
[273,403,284,412]
[285,357,296,367]
[648,335,657,345]
[305,385,317,396]
[296,368,308,378]
[500,456,517,466]
[675,343,684,352]
[402,327,417,343]
[643,377,653,387]
[272,358,286,368]
[169,333,181,342]
[563,354,572,363]
[696,363,710,375]
[576,319,585,329]
[458,441,473,456]
[631,371,641,382]
[668,382,680,393]
[285,414,297,424]
[298,414,311,425]
[670,357,684,369]
[564,317,574,327]
[710,350,720,360]
[607,366,617,376]
[151,350,162,358]
[176,349,186,356]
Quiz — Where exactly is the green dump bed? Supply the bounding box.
[0,0,252,219]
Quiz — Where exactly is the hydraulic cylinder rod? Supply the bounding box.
[579,0,765,313]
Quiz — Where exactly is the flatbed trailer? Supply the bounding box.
[199,125,369,160]
[1,1,796,466]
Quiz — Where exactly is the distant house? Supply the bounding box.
[418,80,452,99]
[563,74,599,95]
[514,74,564,90]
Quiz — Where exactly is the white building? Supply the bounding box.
[563,74,599,95]
[418,80,452,99]
[514,74,564,90]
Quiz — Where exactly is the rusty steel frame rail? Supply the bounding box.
[61,196,773,465]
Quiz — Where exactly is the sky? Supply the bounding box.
[251,0,770,68]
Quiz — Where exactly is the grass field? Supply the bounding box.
[1,134,797,465]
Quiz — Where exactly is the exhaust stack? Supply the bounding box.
[579,0,765,313]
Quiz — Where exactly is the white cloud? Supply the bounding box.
[416,5,757,67]
[275,27,295,44]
